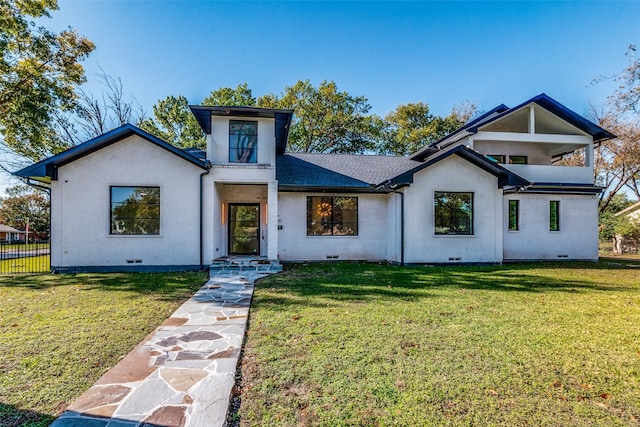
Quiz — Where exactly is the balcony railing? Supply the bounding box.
[504,164,594,184]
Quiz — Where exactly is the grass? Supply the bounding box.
[0,271,207,427]
[0,255,50,274]
[238,261,640,426]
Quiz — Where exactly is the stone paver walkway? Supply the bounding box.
[51,266,278,427]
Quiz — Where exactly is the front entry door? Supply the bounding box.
[228,204,260,255]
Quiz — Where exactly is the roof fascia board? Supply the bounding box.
[396,146,528,188]
[14,124,206,180]
[278,185,384,193]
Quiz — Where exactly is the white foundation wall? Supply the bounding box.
[503,194,599,260]
[277,193,388,261]
[403,155,504,263]
[51,135,203,268]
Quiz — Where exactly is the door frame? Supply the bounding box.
[228,203,260,255]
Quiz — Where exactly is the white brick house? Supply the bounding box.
[15,94,614,271]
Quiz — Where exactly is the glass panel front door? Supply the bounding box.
[229,204,260,255]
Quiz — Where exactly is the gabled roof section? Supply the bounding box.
[277,153,422,191]
[189,106,294,155]
[469,94,616,143]
[410,94,616,161]
[14,124,207,184]
[0,224,25,233]
[409,104,510,161]
[396,145,529,188]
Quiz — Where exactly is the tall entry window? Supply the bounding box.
[434,192,474,235]
[307,196,358,236]
[229,120,257,163]
[110,186,160,235]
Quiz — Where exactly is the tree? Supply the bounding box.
[598,192,633,241]
[260,80,380,153]
[377,101,477,156]
[594,111,640,212]
[138,95,205,148]
[202,82,256,106]
[0,185,49,239]
[594,46,640,211]
[0,0,94,162]
[139,84,258,149]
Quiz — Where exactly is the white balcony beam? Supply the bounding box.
[474,131,591,145]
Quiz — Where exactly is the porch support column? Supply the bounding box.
[267,180,278,260]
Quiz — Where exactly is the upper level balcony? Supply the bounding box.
[503,163,593,184]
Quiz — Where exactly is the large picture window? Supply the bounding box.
[307,196,358,236]
[434,192,473,235]
[549,200,560,231]
[229,120,257,163]
[110,186,160,235]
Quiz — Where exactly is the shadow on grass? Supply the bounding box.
[0,402,54,427]
[0,272,207,301]
[254,260,639,306]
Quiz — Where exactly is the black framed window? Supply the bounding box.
[487,154,505,163]
[110,186,160,235]
[508,200,519,231]
[307,196,358,236]
[229,120,257,163]
[509,155,528,164]
[434,192,473,235]
[550,200,560,231]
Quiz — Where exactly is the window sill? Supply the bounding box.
[433,234,476,238]
[107,234,163,238]
[306,235,359,238]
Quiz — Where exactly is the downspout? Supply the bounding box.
[199,161,212,270]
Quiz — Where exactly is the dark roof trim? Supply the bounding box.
[394,145,529,188]
[189,105,293,155]
[409,104,509,160]
[14,124,207,181]
[467,93,616,143]
[507,182,603,195]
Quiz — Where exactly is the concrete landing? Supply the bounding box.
[50,269,274,427]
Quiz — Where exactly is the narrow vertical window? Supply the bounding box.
[229,120,257,163]
[549,200,560,231]
[508,200,519,231]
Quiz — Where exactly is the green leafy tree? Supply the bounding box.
[378,101,477,156]
[202,82,256,106]
[598,193,634,240]
[0,0,95,161]
[0,185,50,238]
[259,80,381,153]
[138,95,205,148]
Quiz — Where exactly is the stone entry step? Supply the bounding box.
[210,256,282,276]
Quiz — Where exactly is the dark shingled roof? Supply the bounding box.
[277,153,422,191]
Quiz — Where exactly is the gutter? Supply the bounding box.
[199,161,212,270]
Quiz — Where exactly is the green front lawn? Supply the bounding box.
[239,261,640,426]
[0,272,207,427]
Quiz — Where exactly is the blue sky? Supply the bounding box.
[2,0,640,193]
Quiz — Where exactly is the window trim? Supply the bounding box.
[306,196,359,236]
[434,191,474,236]
[549,200,560,232]
[508,155,528,164]
[110,186,161,236]
[508,199,519,231]
[229,120,258,164]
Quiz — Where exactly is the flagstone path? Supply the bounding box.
[51,266,279,427]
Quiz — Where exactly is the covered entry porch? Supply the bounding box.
[210,182,278,261]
